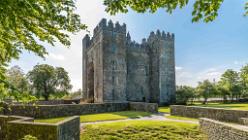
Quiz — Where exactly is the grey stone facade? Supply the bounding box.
[83,19,176,105]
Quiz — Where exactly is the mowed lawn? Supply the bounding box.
[80,120,207,140]
[35,111,151,123]
[191,102,248,110]
[158,106,170,113]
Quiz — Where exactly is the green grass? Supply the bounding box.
[35,111,151,124]
[191,102,248,110]
[35,117,67,124]
[158,106,170,113]
[166,115,198,121]
[80,120,207,140]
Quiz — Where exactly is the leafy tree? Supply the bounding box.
[219,69,241,101]
[0,0,85,104]
[27,64,72,101]
[216,81,230,103]
[196,80,216,104]
[6,66,30,93]
[176,85,195,105]
[0,0,86,84]
[104,0,248,23]
[240,65,248,97]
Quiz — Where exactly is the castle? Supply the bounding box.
[82,19,176,105]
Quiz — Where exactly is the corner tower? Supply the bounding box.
[147,30,176,105]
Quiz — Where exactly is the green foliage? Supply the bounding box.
[196,80,216,104]
[0,0,86,66]
[219,69,242,101]
[27,64,72,100]
[240,65,248,97]
[6,66,30,93]
[22,135,38,140]
[81,120,207,140]
[104,0,248,23]
[176,86,196,105]
[0,0,85,106]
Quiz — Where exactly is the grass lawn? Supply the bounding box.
[191,102,248,110]
[80,120,207,140]
[166,115,198,121]
[35,111,151,123]
[158,106,170,113]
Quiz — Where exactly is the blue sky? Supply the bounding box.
[10,0,248,90]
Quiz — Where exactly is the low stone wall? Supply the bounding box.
[240,118,248,125]
[129,102,158,113]
[7,99,81,105]
[170,105,248,123]
[5,102,129,118]
[0,115,80,140]
[200,118,248,140]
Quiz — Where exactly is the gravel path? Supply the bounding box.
[80,113,198,127]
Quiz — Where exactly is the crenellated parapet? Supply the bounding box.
[93,18,126,36]
[147,30,174,42]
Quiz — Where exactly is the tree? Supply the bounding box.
[176,85,195,105]
[27,64,72,101]
[0,0,86,82]
[219,69,241,101]
[196,80,216,104]
[104,0,248,23]
[240,65,248,97]
[6,66,30,93]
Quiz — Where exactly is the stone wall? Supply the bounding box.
[170,105,248,123]
[0,115,80,140]
[5,102,129,118]
[3,102,158,119]
[129,102,158,113]
[240,117,248,125]
[200,118,248,140]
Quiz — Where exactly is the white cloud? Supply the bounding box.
[175,66,183,71]
[47,53,65,61]
[176,67,224,87]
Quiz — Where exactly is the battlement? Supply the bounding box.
[93,18,126,35]
[148,30,174,41]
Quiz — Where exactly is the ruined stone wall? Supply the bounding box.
[200,118,248,140]
[170,105,248,123]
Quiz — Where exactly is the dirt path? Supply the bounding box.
[81,112,198,127]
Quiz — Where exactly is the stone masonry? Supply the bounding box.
[82,19,176,105]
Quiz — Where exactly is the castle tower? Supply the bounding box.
[147,30,176,105]
[82,19,127,102]
[101,20,127,102]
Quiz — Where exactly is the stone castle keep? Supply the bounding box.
[82,19,176,105]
